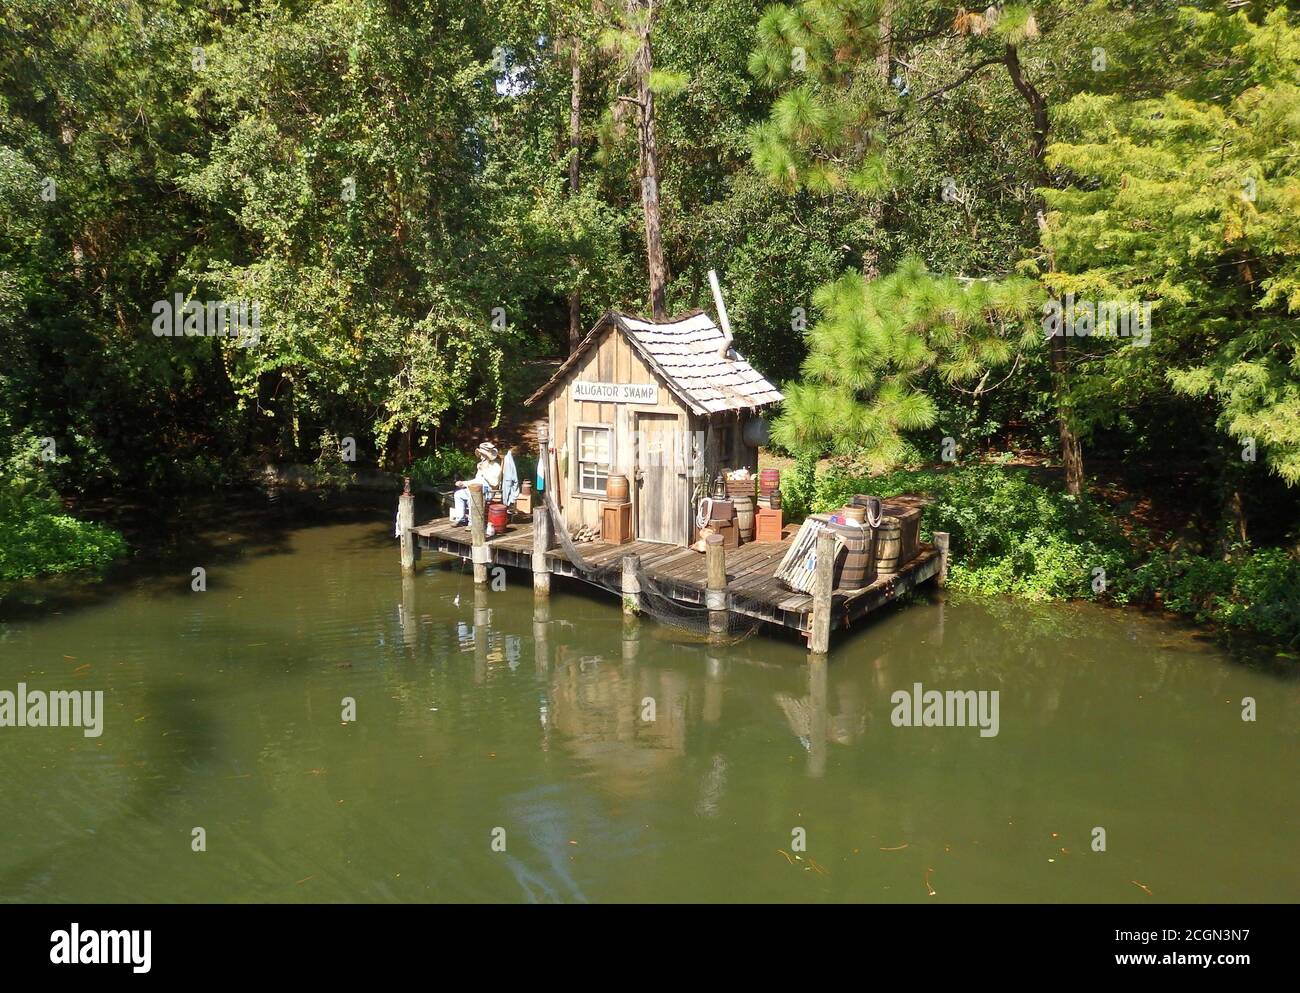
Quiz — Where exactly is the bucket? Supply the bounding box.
[486,502,509,533]
[759,469,781,495]
[606,473,630,503]
[842,504,866,525]
[733,494,755,543]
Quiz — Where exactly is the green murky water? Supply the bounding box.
[2,505,1297,903]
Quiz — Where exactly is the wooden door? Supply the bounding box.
[635,412,680,543]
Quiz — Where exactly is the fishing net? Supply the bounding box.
[542,482,764,643]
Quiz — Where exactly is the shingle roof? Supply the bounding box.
[525,309,784,416]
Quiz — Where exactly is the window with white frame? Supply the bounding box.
[577,425,612,495]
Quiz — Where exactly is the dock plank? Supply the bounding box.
[412,513,940,645]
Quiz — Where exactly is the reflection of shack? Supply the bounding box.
[548,645,690,789]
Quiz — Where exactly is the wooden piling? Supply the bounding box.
[809,528,835,655]
[469,483,488,585]
[533,592,551,672]
[473,586,489,683]
[808,653,828,777]
[705,533,727,640]
[400,573,417,648]
[533,428,551,594]
[621,554,641,614]
[934,531,950,587]
[622,612,640,665]
[398,477,416,574]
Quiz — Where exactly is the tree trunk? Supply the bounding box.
[1010,43,1085,497]
[568,36,583,351]
[859,1,893,280]
[633,3,668,318]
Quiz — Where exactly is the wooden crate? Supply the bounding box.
[601,501,633,545]
[696,519,738,549]
[755,506,784,543]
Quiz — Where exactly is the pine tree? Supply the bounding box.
[772,257,1040,461]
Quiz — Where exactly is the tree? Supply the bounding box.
[750,1,1104,492]
[598,0,686,317]
[1040,4,1300,538]
[773,257,1040,462]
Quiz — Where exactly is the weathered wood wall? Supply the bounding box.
[547,323,691,539]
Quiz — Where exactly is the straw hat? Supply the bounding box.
[476,442,499,460]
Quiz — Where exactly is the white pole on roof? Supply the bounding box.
[707,269,733,359]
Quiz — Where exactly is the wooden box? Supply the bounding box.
[696,519,738,549]
[754,506,784,543]
[601,501,632,545]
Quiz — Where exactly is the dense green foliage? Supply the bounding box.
[1130,547,1300,644]
[0,428,125,580]
[0,491,127,581]
[1,0,1297,635]
[804,460,1300,642]
[810,464,1135,601]
[409,445,479,489]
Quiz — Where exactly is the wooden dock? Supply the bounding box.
[411,515,944,643]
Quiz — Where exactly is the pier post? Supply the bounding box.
[533,592,551,673]
[473,586,490,683]
[808,653,828,778]
[809,528,835,656]
[533,426,552,594]
[934,531,950,587]
[469,483,488,586]
[398,477,416,574]
[704,651,724,724]
[400,573,417,648]
[621,554,641,615]
[705,533,728,641]
[622,613,640,666]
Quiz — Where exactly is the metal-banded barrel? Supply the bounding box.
[733,494,754,543]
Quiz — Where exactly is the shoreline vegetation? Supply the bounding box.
[3,3,1298,656]
[6,451,1297,654]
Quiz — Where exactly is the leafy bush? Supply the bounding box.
[805,461,1300,641]
[311,432,355,491]
[780,452,818,522]
[1129,548,1300,644]
[809,464,1136,601]
[0,490,128,581]
[409,445,477,489]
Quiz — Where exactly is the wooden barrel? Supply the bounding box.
[842,504,866,525]
[606,473,630,503]
[881,501,921,563]
[487,501,509,533]
[831,520,877,590]
[759,468,781,495]
[875,517,904,574]
[733,494,755,543]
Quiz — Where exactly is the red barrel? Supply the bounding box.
[759,469,781,495]
[487,502,509,533]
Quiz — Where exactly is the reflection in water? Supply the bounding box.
[1,517,1296,903]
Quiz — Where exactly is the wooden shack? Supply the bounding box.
[525,309,783,545]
